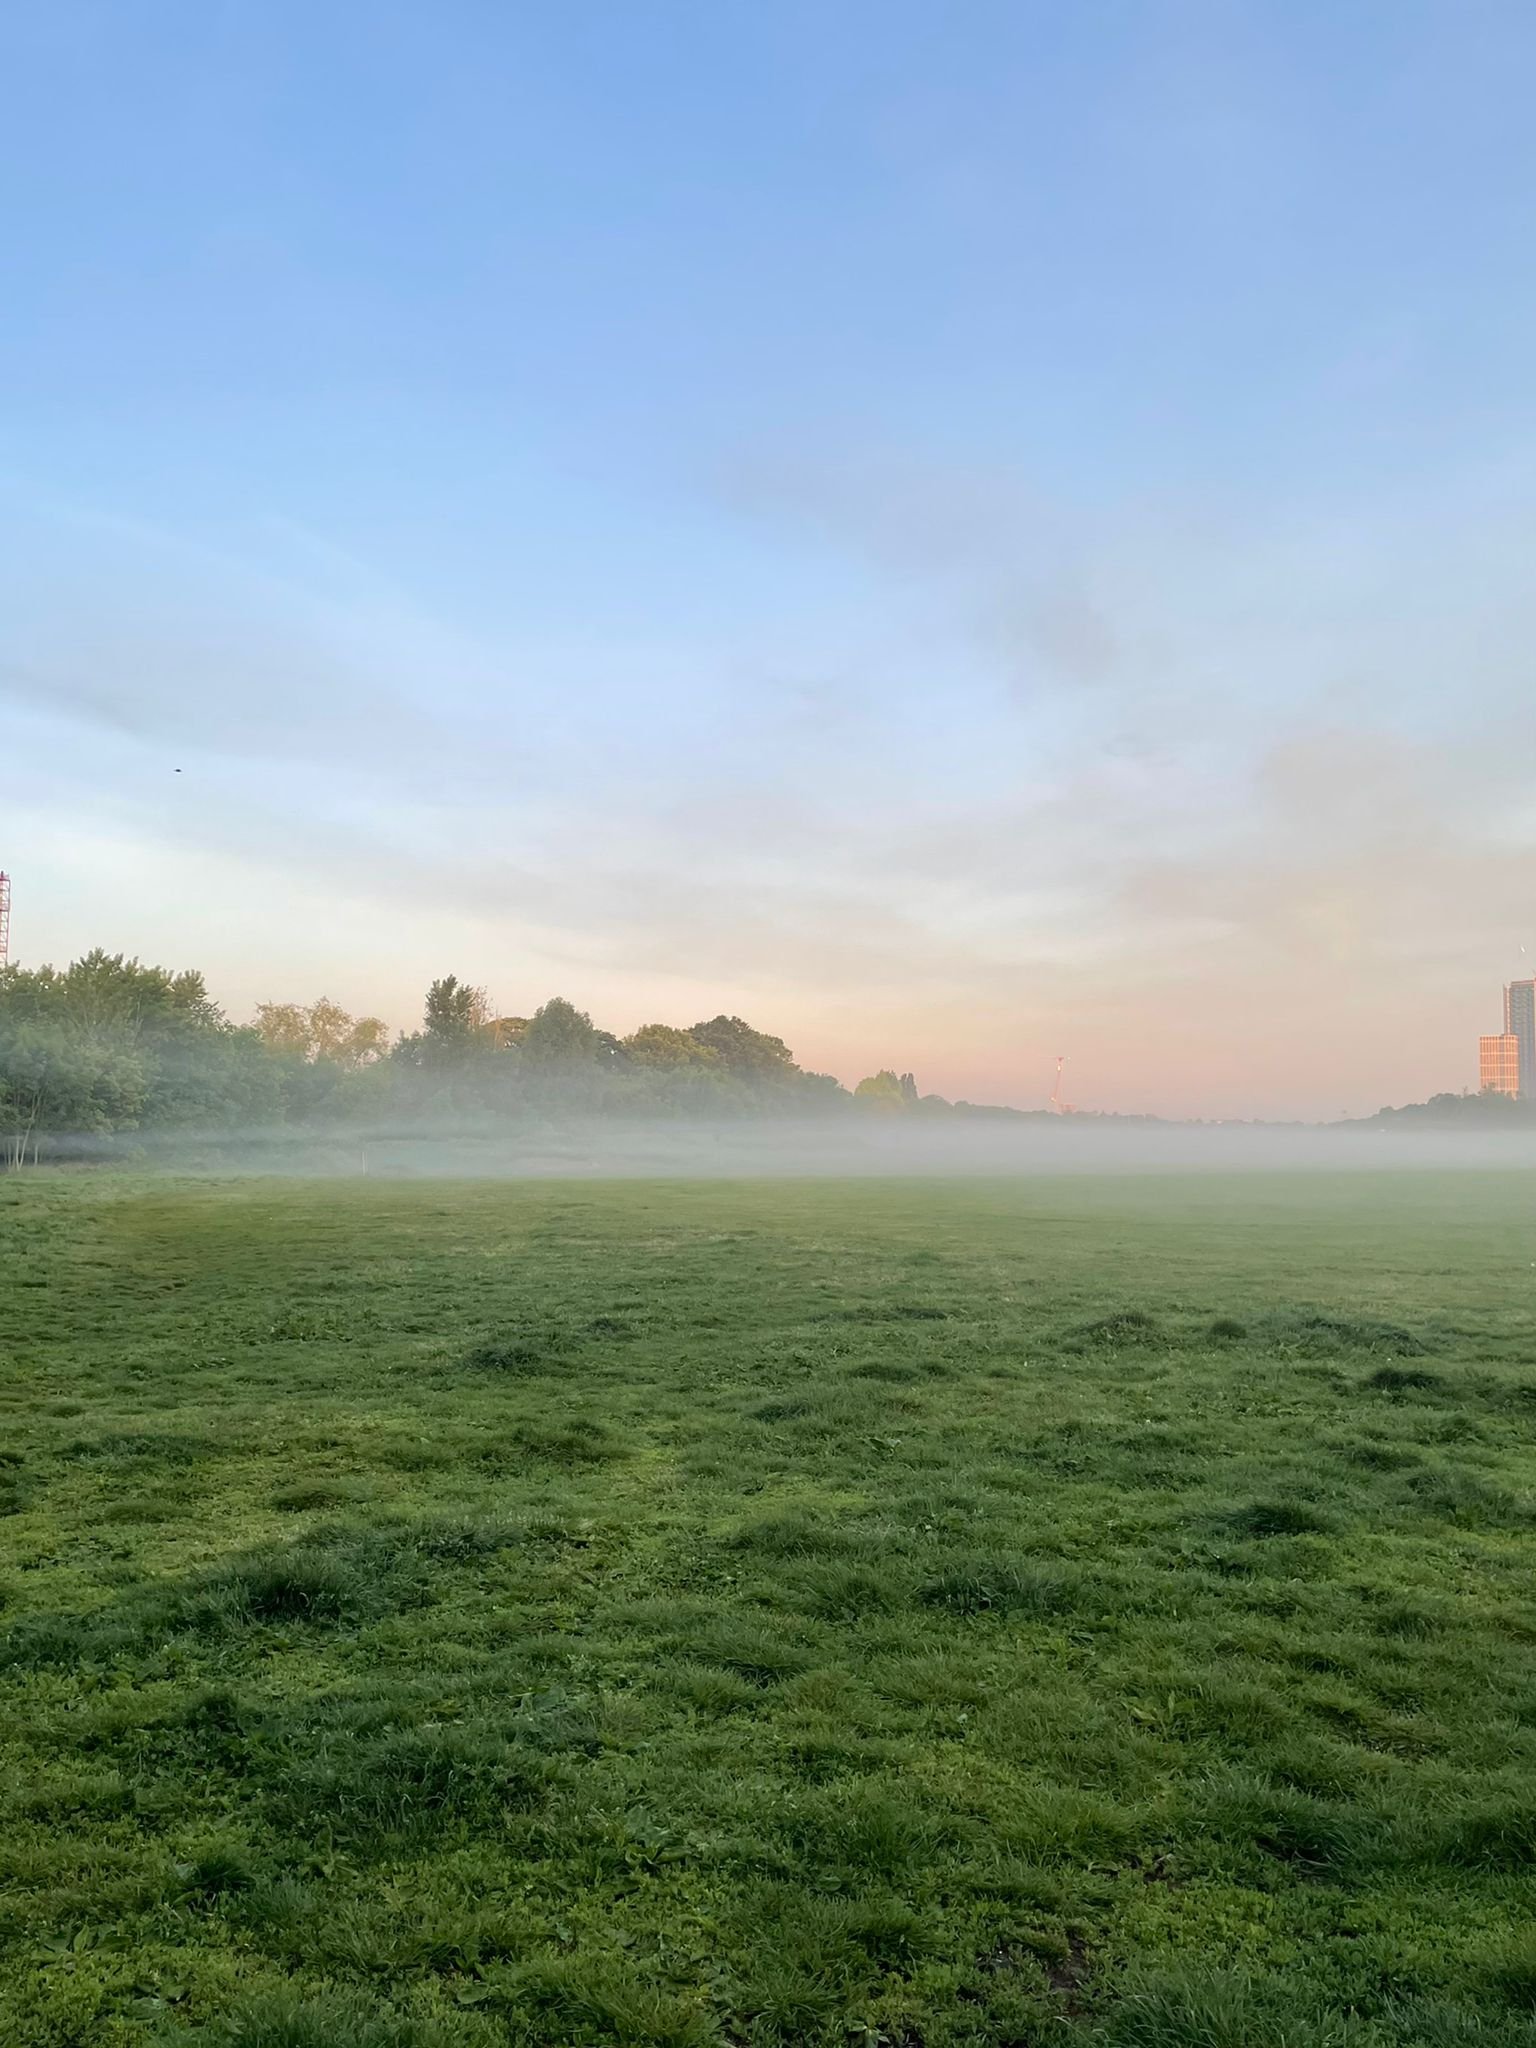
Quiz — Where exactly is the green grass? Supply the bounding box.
[3,1168,1536,2046]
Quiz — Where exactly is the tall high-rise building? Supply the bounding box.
[1504,979,1536,1097]
[1480,1033,1521,1097]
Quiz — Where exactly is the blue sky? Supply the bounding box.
[5,1,1536,1115]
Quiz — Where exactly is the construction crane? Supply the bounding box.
[1048,1054,1075,1115]
[0,871,9,969]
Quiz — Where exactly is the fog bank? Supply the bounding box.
[49,1115,1536,1180]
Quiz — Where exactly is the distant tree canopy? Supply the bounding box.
[854,1070,907,1112]
[521,997,600,1069]
[1368,1090,1536,1126]
[0,952,281,1164]
[254,998,388,1069]
[623,1023,721,1070]
[688,1015,797,1082]
[0,948,1022,1161]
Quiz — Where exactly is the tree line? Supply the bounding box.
[0,951,979,1161]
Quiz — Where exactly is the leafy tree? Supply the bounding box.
[688,1015,797,1082]
[252,1002,311,1059]
[394,976,494,1072]
[142,1027,287,1129]
[0,952,258,1153]
[522,996,600,1069]
[1,952,223,1038]
[855,1070,908,1112]
[424,975,489,1046]
[254,997,388,1068]
[799,1070,852,1104]
[0,1026,147,1163]
[624,1023,724,1070]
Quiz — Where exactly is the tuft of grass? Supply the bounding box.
[1069,1307,1166,1347]
[270,1479,375,1512]
[1226,1499,1337,1539]
[1106,1966,1368,2046]
[1192,1775,1375,1874]
[1264,1311,1433,1359]
[919,1556,1079,1616]
[195,1549,370,1624]
[787,1562,903,1621]
[274,1724,554,1849]
[465,1329,571,1374]
[492,1953,720,2046]
[1365,1363,1443,1392]
[166,1990,488,2047]
[509,1417,623,1465]
[176,1840,260,1897]
[1442,1802,1536,1870]
[727,1509,852,1558]
[1491,1944,1536,2011]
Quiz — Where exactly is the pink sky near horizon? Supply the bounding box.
[7,799,1515,1123]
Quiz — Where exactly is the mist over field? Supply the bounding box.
[7,951,1535,1180]
[66,1113,1536,1181]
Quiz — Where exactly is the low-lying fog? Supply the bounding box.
[72,1117,1536,1179]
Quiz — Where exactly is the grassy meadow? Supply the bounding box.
[3,1168,1536,2047]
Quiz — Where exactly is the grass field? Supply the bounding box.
[4,1169,1536,2048]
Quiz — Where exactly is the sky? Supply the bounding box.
[4,0,1536,1120]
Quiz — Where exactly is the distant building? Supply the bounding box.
[1480,1032,1521,1098]
[1505,979,1536,1097]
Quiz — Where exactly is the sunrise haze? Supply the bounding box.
[5,2,1536,1120]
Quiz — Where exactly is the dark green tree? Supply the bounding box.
[522,996,600,1069]
[688,1015,797,1082]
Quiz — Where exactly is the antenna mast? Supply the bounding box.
[0,872,9,968]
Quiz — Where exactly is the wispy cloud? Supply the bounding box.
[8,439,1536,1117]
